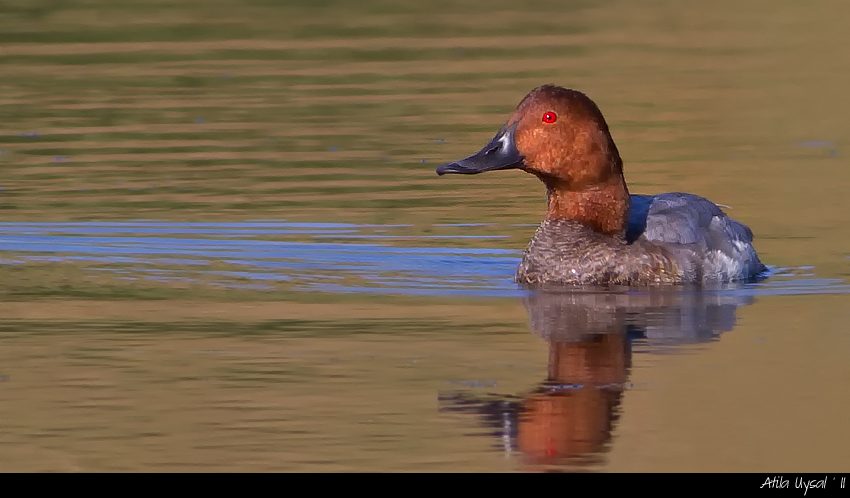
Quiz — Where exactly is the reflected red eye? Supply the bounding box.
[542,112,557,124]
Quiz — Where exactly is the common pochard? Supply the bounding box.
[436,85,766,285]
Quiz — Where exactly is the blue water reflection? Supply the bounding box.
[0,221,519,295]
[0,221,847,297]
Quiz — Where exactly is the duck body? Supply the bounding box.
[517,193,764,285]
[436,85,765,286]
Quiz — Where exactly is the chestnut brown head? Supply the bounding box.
[437,85,623,191]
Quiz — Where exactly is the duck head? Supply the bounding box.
[437,85,630,237]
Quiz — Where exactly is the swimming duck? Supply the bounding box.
[436,85,766,285]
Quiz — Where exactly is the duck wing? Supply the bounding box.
[626,193,763,281]
[627,193,753,246]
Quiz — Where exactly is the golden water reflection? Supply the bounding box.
[443,289,751,470]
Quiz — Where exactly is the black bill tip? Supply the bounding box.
[435,162,468,175]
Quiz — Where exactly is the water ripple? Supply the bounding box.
[0,222,846,298]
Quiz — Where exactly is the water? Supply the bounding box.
[1,0,850,471]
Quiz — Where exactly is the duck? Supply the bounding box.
[436,85,766,286]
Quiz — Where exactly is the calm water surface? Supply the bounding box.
[1,1,849,471]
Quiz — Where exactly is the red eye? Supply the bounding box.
[542,112,557,123]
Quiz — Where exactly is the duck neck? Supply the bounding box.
[545,176,630,238]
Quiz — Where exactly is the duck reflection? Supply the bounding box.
[441,288,753,469]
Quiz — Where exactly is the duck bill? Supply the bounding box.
[436,122,523,175]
